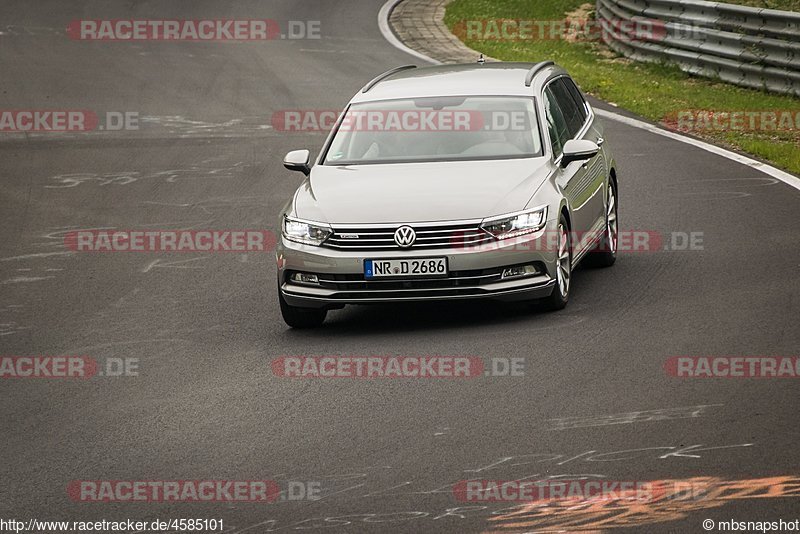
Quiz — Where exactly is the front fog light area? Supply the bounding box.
[501,264,539,280]
[290,272,320,285]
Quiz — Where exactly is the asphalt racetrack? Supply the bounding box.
[0,1,798,532]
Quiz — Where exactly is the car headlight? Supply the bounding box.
[282,216,333,246]
[481,206,548,240]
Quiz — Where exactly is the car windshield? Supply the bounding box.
[322,96,543,164]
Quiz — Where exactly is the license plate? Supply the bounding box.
[364,258,448,279]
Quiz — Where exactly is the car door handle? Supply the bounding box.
[596,137,605,146]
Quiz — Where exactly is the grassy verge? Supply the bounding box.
[444,0,800,175]
[723,0,799,10]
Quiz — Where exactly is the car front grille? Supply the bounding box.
[322,222,495,251]
[283,262,549,301]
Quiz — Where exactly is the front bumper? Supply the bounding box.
[277,220,559,308]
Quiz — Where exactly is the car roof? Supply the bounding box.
[349,62,565,104]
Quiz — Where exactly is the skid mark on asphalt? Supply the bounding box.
[0,251,73,261]
[65,338,193,353]
[545,404,723,431]
[111,288,141,309]
[45,164,249,188]
[142,195,270,215]
[667,176,780,200]
[0,24,62,36]
[225,443,759,532]
[483,475,799,533]
[138,115,272,136]
[141,257,208,273]
[1,275,55,284]
[0,322,29,337]
[27,226,114,257]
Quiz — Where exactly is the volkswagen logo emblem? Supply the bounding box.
[393,226,416,248]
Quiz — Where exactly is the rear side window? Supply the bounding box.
[561,77,589,122]
[548,78,587,139]
[543,85,569,157]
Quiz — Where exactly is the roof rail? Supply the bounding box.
[361,65,417,93]
[524,61,555,87]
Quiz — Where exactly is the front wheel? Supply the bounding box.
[279,291,327,328]
[540,216,571,311]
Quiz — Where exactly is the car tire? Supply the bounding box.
[541,215,571,311]
[279,291,327,328]
[586,181,617,268]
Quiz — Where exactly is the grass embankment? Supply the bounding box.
[724,0,799,10]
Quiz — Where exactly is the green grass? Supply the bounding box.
[444,0,800,175]
[722,0,799,10]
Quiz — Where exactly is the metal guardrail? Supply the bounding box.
[596,0,800,96]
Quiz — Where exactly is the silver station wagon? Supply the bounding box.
[276,61,618,327]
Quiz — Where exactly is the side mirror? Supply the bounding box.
[283,149,311,176]
[561,139,600,167]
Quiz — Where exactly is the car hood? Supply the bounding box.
[292,159,550,224]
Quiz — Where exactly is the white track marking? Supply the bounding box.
[378,0,442,64]
[593,108,800,192]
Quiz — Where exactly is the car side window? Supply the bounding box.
[543,85,569,158]
[550,78,586,139]
[561,77,589,124]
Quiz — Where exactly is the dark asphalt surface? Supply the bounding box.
[1,1,799,533]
